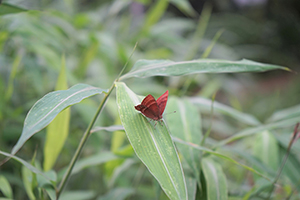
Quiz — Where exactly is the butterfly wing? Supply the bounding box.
[156,90,168,117]
[135,94,160,120]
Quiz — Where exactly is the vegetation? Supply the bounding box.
[0,1,299,200]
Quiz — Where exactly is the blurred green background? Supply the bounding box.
[0,0,299,199]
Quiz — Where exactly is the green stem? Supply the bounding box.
[56,83,115,199]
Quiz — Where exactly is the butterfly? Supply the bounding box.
[135,90,168,121]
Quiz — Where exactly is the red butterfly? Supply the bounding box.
[135,90,169,121]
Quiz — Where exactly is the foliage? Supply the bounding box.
[0,0,300,200]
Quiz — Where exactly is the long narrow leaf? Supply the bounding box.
[171,136,271,181]
[44,55,70,171]
[202,158,228,200]
[116,82,187,200]
[0,3,27,15]
[12,84,108,154]
[189,97,260,126]
[170,0,197,17]
[166,97,202,187]
[253,131,279,172]
[266,104,300,122]
[57,152,119,180]
[216,116,300,148]
[97,188,134,200]
[140,0,168,35]
[22,165,36,200]
[0,175,13,198]
[120,59,289,80]
[185,176,197,200]
[0,150,54,181]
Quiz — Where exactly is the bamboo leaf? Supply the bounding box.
[60,191,96,200]
[202,158,228,200]
[44,55,70,171]
[97,188,135,200]
[75,40,99,78]
[120,59,289,80]
[0,150,55,181]
[266,104,300,122]
[140,0,168,35]
[58,152,119,180]
[115,82,187,200]
[5,52,22,101]
[108,159,137,188]
[91,125,124,133]
[0,175,13,198]
[185,176,197,200]
[22,166,36,200]
[166,97,202,187]
[0,3,27,15]
[171,137,271,181]
[170,0,197,17]
[216,116,300,148]
[12,84,108,155]
[253,131,279,172]
[189,97,260,126]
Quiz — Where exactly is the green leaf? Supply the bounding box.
[170,0,197,17]
[185,176,197,200]
[267,104,300,122]
[228,149,275,177]
[171,137,271,181]
[189,97,261,126]
[108,159,137,188]
[120,59,289,80]
[60,191,96,200]
[5,52,22,101]
[75,40,99,78]
[166,97,202,186]
[22,165,36,200]
[0,3,27,15]
[0,175,13,198]
[44,55,70,171]
[201,158,228,200]
[58,152,119,180]
[91,125,124,133]
[275,133,300,153]
[115,82,187,200]
[0,150,55,181]
[12,84,108,155]
[104,159,125,178]
[140,0,168,35]
[111,128,126,153]
[97,188,134,200]
[185,3,211,60]
[43,184,56,200]
[216,116,300,147]
[253,131,279,172]
[201,29,224,59]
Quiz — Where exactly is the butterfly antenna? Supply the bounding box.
[163,111,176,117]
[116,41,138,81]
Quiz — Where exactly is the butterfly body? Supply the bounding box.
[135,90,168,121]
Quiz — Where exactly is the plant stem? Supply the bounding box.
[266,123,299,199]
[56,83,115,199]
